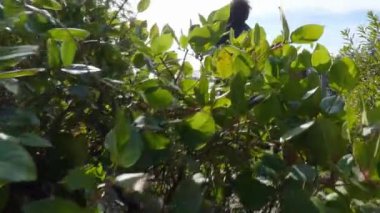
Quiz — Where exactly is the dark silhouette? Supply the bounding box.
[218,0,251,45]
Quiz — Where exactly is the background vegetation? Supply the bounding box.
[0,0,379,212]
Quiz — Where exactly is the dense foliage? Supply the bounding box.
[0,0,379,212]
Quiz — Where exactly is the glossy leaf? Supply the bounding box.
[0,68,44,79]
[320,95,345,115]
[0,45,38,61]
[280,121,315,143]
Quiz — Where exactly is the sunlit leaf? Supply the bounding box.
[137,0,150,12]
[47,38,60,68]
[48,28,90,41]
[214,48,234,79]
[60,39,77,66]
[328,57,359,92]
[291,24,324,44]
[143,132,170,150]
[33,0,62,10]
[0,68,44,79]
[311,44,331,73]
[104,111,143,168]
[279,7,290,42]
[150,33,173,54]
[144,87,174,109]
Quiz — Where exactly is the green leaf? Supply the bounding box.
[23,198,88,213]
[214,48,234,79]
[311,44,331,73]
[188,26,211,52]
[33,0,62,10]
[48,28,90,41]
[0,140,36,183]
[279,7,290,42]
[297,118,348,165]
[18,133,52,147]
[132,52,146,68]
[61,64,101,75]
[47,38,60,68]
[0,68,44,80]
[291,49,312,71]
[144,87,174,109]
[104,111,143,168]
[180,108,216,149]
[137,0,150,12]
[320,95,345,115]
[291,24,324,44]
[62,168,97,191]
[328,57,359,92]
[187,109,216,136]
[194,73,209,105]
[143,132,170,150]
[281,182,319,213]
[179,35,188,49]
[209,4,230,22]
[353,136,380,181]
[0,45,39,61]
[150,33,173,54]
[149,24,159,40]
[230,73,248,115]
[234,172,275,210]
[60,39,77,66]
[280,121,315,143]
[288,164,317,182]
[171,179,202,213]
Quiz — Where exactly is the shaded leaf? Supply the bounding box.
[23,198,88,213]
[0,45,38,61]
[0,141,36,183]
[171,179,202,213]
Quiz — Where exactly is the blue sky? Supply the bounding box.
[134,0,380,54]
